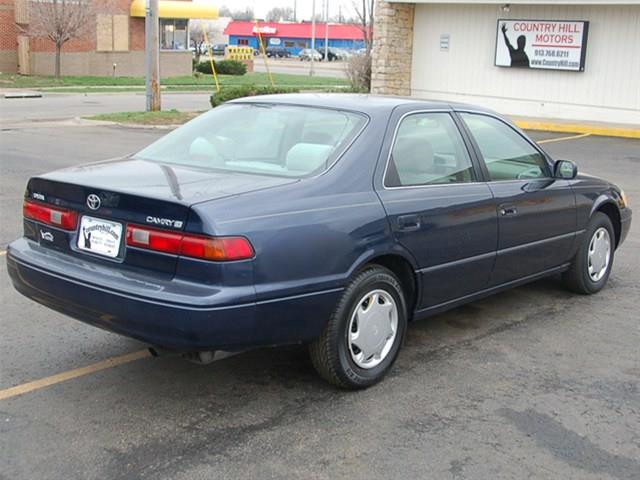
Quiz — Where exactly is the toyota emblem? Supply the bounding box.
[86,194,101,210]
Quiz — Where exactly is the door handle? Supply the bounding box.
[499,205,518,217]
[397,214,421,231]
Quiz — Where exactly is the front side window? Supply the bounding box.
[460,113,550,181]
[134,104,367,178]
[386,113,476,187]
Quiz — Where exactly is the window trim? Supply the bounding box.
[454,110,554,183]
[382,110,483,190]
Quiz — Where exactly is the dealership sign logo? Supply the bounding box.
[495,19,589,72]
[252,26,277,35]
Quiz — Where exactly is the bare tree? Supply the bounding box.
[345,0,374,91]
[344,53,371,91]
[352,0,374,53]
[28,0,96,78]
[218,6,255,21]
[189,23,207,63]
[266,7,295,22]
[190,22,223,63]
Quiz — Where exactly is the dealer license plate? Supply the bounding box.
[77,215,123,258]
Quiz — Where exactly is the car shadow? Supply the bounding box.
[133,275,575,392]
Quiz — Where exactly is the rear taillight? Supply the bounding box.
[126,225,254,261]
[180,235,255,261]
[23,200,78,230]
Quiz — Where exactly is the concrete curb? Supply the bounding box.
[3,91,42,99]
[75,117,180,130]
[513,120,640,139]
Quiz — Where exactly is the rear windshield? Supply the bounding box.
[133,103,367,178]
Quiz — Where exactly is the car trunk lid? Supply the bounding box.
[24,158,296,277]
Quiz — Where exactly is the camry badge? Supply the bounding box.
[86,194,101,210]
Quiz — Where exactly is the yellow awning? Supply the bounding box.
[130,0,219,20]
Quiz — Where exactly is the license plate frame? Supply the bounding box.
[77,215,123,258]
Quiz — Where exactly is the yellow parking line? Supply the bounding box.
[514,120,640,139]
[0,349,150,401]
[537,133,591,144]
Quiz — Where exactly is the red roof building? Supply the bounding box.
[224,21,366,54]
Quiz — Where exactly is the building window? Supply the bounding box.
[160,19,188,50]
[96,14,129,52]
[238,38,249,46]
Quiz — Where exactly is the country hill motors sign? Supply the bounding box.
[495,19,589,72]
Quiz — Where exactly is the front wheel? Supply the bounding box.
[309,265,407,389]
[563,212,615,294]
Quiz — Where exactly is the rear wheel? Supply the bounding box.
[309,265,407,389]
[563,212,615,294]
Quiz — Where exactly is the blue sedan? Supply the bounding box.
[6,95,632,388]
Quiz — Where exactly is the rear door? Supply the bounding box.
[457,112,576,285]
[376,108,497,310]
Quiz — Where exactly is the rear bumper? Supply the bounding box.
[6,238,339,350]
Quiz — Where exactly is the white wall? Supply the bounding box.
[410,3,640,125]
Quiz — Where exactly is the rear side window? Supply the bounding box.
[385,112,475,187]
[460,113,550,181]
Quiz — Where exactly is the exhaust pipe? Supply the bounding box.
[182,350,239,365]
[148,347,240,364]
[148,346,176,357]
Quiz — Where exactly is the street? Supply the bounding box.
[0,95,638,479]
[0,92,210,125]
[253,57,349,79]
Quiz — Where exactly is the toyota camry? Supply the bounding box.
[7,94,632,389]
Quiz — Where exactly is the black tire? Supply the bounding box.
[562,212,615,294]
[309,265,407,389]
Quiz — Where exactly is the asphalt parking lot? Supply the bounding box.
[1,115,638,478]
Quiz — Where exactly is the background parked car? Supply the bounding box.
[266,47,291,58]
[211,44,227,56]
[299,48,322,61]
[334,48,352,60]
[319,48,339,61]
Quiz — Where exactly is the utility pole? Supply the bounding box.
[293,0,297,22]
[145,0,160,111]
[310,0,316,76]
[323,0,329,62]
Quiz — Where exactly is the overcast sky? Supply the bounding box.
[196,0,360,22]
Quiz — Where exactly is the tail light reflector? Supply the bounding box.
[126,225,182,254]
[126,225,254,261]
[23,200,78,230]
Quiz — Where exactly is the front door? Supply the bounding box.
[458,112,576,286]
[376,110,498,309]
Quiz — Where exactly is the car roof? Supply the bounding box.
[229,93,496,116]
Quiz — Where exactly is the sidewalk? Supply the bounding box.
[511,116,640,139]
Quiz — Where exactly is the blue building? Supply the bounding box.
[224,21,365,55]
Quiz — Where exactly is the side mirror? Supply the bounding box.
[554,160,578,179]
